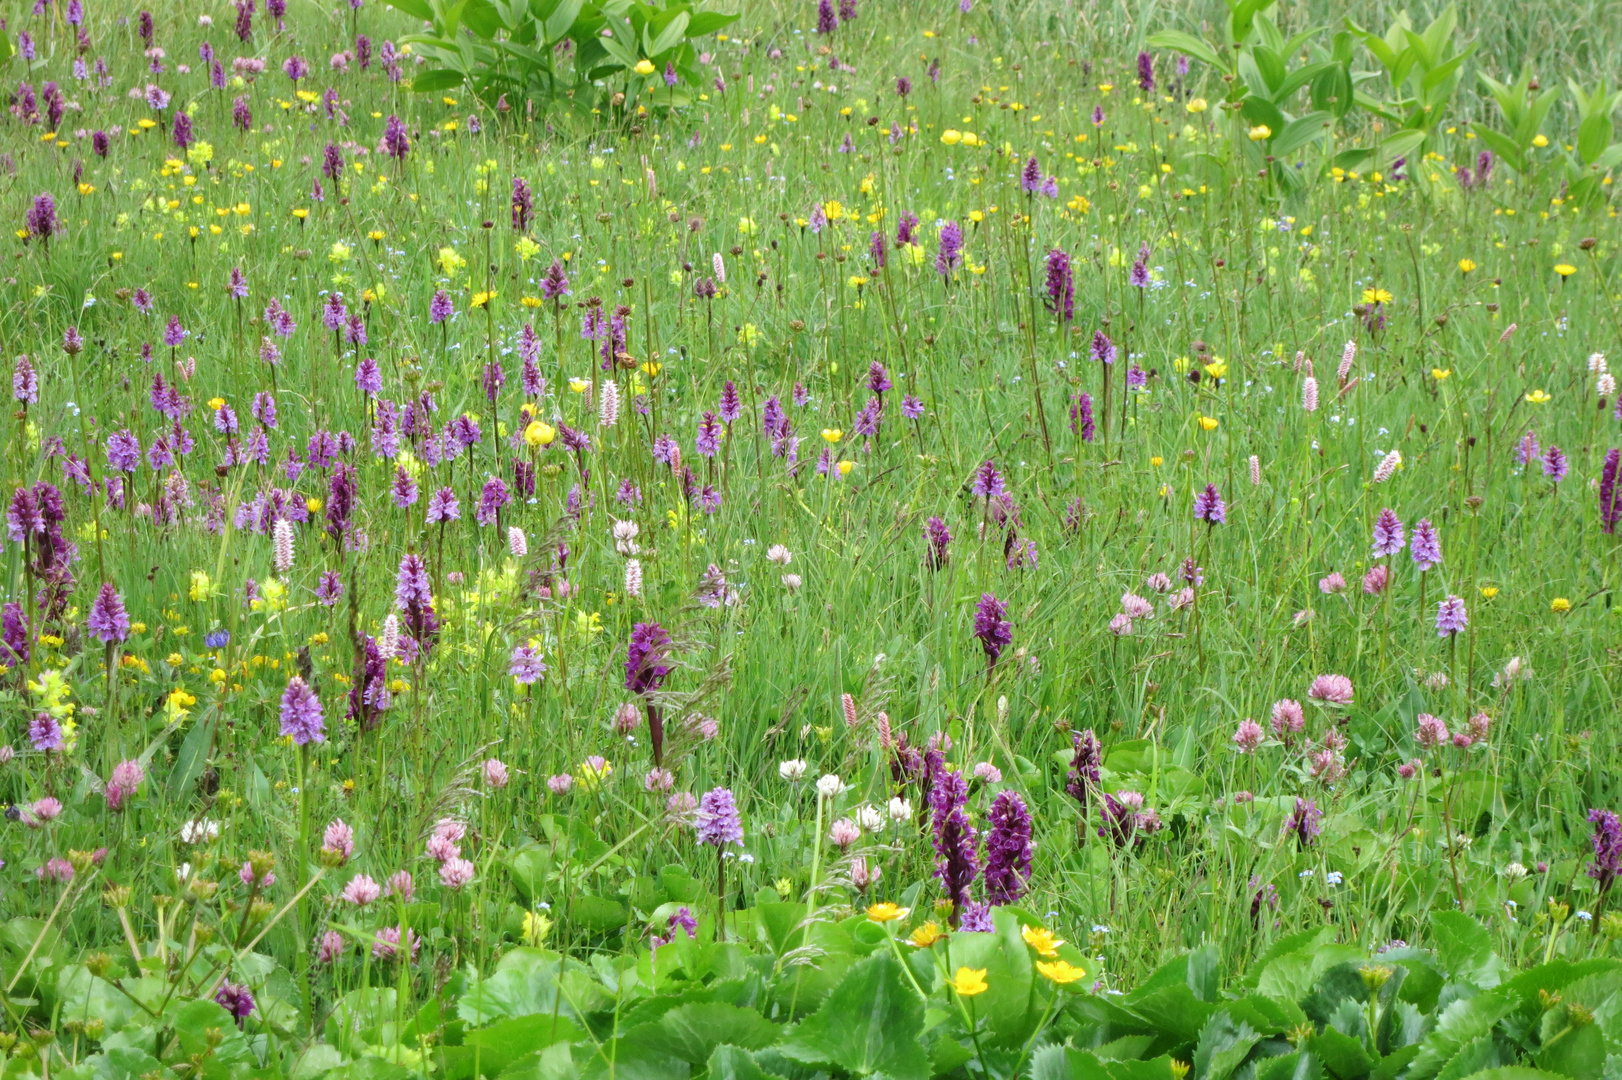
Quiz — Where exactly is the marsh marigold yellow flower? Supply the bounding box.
[1036,959,1087,984]
[908,922,943,947]
[1021,925,1064,957]
[866,902,909,923]
[948,967,989,996]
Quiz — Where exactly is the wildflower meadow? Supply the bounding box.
[4,0,1622,1074]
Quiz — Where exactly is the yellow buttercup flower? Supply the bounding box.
[1480,586,1499,599]
[1532,133,1549,148]
[1198,416,1219,431]
[821,428,843,444]
[837,460,855,476]
[1036,959,1087,985]
[1457,258,1476,273]
[866,902,910,923]
[940,129,962,145]
[1021,925,1064,957]
[949,967,989,996]
[908,921,943,947]
[1524,389,1550,404]
[1431,368,1451,381]
[569,378,590,393]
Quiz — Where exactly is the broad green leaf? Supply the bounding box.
[684,10,738,35]
[1309,1025,1376,1079]
[1378,128,1429,162]
[461,0,505,36]
[942,912,1040,1048]
[409,67,466,92]
[1407,993,1513,1080]
[1437,1034,1500,1080]
[1578,113,1612,164]
[168,715,215,798]
[1431,912,1493,981]
[645,1003,777,1063]
[1145,31,1227,71]
[1273,112,1335,157]
[1469,126,1525,173]
[1195,1012,1261,1080]
[776,952,927,1080]
[646,10,689,57]
[386,0,436,19]
[506,846,551,903]
[542,0,584,42]
[704,1046,781,1080]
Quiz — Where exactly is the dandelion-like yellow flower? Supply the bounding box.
[1458,258,1476,273]
[1036,959,1087,984]
[1021,925,1065,957]
[866,902,910,923]
[1362,287,1394,304]
[1481,586,1499,599]
[1554,264,1576,277]
[471,291,495,309]
[948,967,989,996]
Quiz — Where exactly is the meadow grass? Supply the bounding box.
[1,0,1622,1070]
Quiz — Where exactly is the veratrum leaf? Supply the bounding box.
[776,952,927,1080]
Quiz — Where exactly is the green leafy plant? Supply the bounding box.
[1148,0,1355,191]
[385,0,735,113]
[1346,4,1478,169]
[1471,67,1561,175]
